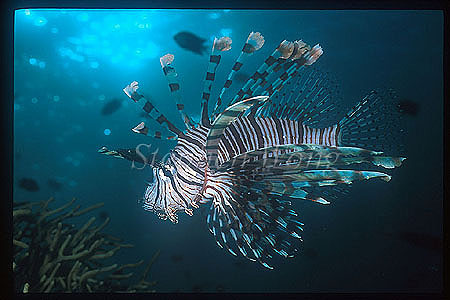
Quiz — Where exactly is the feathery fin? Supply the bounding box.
[131,121,177,140]
[123,81,184,137]
[160,54,195,129]
[212,32,265,120]
[338,89,406,154]
[200,36,233,127]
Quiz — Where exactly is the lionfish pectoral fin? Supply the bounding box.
[206,96,269,170]
[98,146,125,160]
[206,190,304,269]
[218,144,406,172]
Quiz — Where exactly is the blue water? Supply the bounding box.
[14,9,443,292]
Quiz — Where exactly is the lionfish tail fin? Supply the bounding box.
[200,36,233,127]
[338,89,406,155]
[212,31,265,119]
[159,54,195,129]
[123,81,184,138]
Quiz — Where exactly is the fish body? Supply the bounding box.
[100,32,406,269]
[18,178,39,192]
[101,98,122,116]
[174,31,207,55]
[144,115,341,223]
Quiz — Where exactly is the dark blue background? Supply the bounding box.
[14,10,443,292]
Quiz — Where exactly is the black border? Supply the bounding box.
[2,0,448,299]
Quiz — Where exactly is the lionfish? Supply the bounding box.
[99,32,406,269]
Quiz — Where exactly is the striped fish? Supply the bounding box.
[99,32,406,269]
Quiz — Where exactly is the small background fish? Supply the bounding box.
[101,98,122,116]
[173,31,208,55]
[18,178,40,192]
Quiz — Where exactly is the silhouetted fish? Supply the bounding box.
[47,178,63,191]
[101,98,122,116]
[397,231,442,253]
[18,178,39,192]
[397,99,419,116]
[173,31,207,55]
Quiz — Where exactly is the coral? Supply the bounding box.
[13,197,160,293]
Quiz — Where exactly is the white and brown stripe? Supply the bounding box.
[160,58,194,129]
[212,32,264,120]
[216,116,340,165]
[123,86,184,138]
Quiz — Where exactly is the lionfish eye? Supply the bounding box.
[161,165,173,177]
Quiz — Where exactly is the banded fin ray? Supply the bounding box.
[206,189,304,269]
[131,121,178,140]
[123,81,184,138]
[212,32,265,120]
[160,54,195,129]
[338,89,406,154]
[260,66,342,128]
[200,36,233,127]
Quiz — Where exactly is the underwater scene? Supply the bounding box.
[13,9,443,293]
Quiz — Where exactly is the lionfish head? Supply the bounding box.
[141,162,191,224]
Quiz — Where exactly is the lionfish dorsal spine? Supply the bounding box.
[123,81,184,138]
[229,39,293,107]
[211,31,265,121]
[159,54,195,129]
[260,43,323,100]
[131,121,177,140]
[200,36,233,127]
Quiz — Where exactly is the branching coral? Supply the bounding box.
[13,197,160,293]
